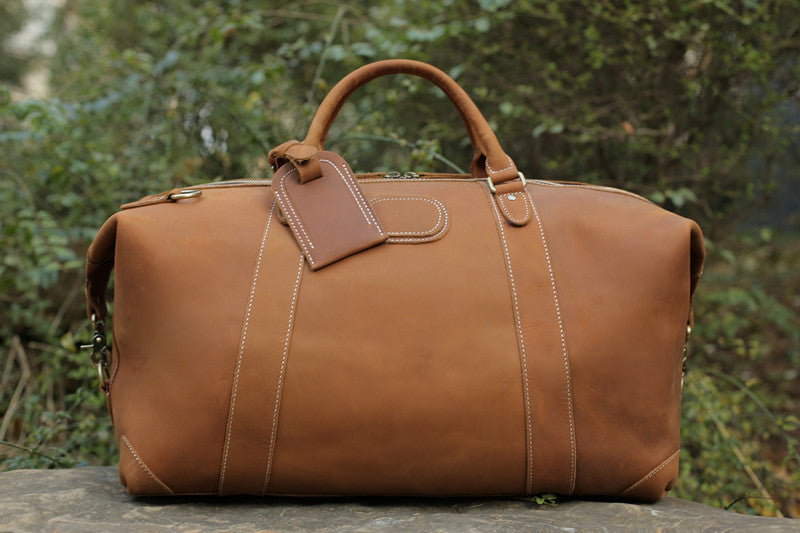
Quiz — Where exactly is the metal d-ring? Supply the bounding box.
[169,189,202,201]
[487,171,526,194]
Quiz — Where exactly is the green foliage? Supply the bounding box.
[1,0,798,517]
[0,0,29,84]
[680,370,798,517]
[676,233,800,516]
[525,493,558,507]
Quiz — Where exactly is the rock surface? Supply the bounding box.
[0,466,797,532]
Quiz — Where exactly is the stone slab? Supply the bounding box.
[0,466,797,532]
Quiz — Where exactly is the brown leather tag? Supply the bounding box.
[272,151,388,270]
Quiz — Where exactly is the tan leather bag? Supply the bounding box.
[85,59,705,501]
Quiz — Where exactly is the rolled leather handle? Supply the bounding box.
[303,59,520,184]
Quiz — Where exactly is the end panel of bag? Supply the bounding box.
[265,180,528,496]
[109,185,280,495]
[689,221,705,298]
[527,183,695,497]
[85,213,119,319]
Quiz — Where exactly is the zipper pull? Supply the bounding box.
[384,171,401,179]
[402,171,419,179]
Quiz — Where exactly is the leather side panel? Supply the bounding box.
[110,187,274,495]
[267,180,527,496]
[529,184,691,496]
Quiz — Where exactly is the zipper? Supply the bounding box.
[190,178,271,188]
[123,174,653,211]
[384,171,420,179]
[530,179,652,205]
[365,171,470,180]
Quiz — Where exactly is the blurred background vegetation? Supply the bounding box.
[1,0,798,517]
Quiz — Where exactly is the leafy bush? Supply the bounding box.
[1,0,798,517]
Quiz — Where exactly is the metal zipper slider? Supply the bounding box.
[384,171,402,179]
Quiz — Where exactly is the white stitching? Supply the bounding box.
[120,435,173,493]
[485,188,534,495]
[620,450,680,496]
[275,169,316,265]
[322,157,378,226]
[370,196,444,236]
[385,199,449,244]
[497,192,531,225]
[262,253,305,495]
[218,201,275,493]
[319,157,381,228]
[277,168,315,251]
[386,216,449,243]
[485,153,515,175]
[528,190,577,494]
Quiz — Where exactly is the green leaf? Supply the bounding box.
[474,17,490,33]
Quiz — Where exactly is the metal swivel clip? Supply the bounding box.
[80,314,111,389]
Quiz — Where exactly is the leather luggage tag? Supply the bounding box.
[272,151,388,270]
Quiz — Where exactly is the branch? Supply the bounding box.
[0,439,67,467]
[306,5,346,109]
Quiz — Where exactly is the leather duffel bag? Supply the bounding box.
[84,59,705,500]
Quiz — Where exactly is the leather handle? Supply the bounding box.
[303,59,520,184]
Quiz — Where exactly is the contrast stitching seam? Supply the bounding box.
[620,450,681,496]
[319,158,381,228]
[387,225,448,242]
[529,190,577,494]
[276,170,316,265]
[278,168,315,250]
[484,187,534,495]
[262,253,305,495]
[217,201,275,494]
[385,201,449,243]
[120,435,173,494]
[370,197,444,236]
[497,192,531,224]
[485,154,514,175]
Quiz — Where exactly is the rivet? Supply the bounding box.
[507,194,517,201]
